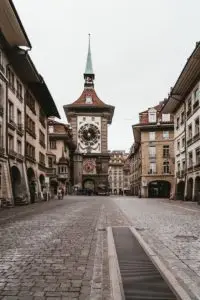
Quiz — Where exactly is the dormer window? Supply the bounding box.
[85,96,93,104]
[49,125,54,133]
[148,108,157,123]
[162,114,170,122]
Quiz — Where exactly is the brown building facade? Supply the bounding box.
[47,119,75,196]
[132,103,175,198]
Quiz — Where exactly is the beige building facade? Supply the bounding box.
[108,151,128,194]
[47,120,75,196]
[163,42,200,202]
[0,0,60,206]
[132,103,175,198]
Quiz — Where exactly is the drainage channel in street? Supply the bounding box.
[109,226,191,300]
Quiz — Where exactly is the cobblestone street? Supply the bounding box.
[1,196,200,299]
[0,197,128,300]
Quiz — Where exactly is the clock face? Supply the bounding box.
[78,123,100,146]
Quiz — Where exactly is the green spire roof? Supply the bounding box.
[85,34,94,75]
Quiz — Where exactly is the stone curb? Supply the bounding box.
[130,226,192,300]
[107,227,125,300]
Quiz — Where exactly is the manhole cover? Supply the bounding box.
[175,235,198,241]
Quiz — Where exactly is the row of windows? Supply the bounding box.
[8,134,22,153]
[26,115,36,137]
[176,88,199,129]
[39,130,45,148]
[26,142,35,159]
[187,117,199,140]
[149,131,170,141]
[148,112,170,123]
[149,145,170,158]
[25,90,35,113]
[8,101,22,124]
[7,68,23,101]
[188,147,200,168]
[149,161,170,174]
[39,152,45,165]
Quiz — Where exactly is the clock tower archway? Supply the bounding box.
[64,36,114,194]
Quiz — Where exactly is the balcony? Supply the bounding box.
[26,154,36,163]
[58,173,69,180]
[17,124,24,136]
[188,165,193,172]
[187,137,193,146]
[8,119,17,130]
[148,170,157,175]
[9,149,17,158]
[149,154,156,159]
[193,132,200,143]
[0,105,3,116]
[17,153,24,161]
[194,161,200,170]
[46,168,56,176]
[193,100,199,111]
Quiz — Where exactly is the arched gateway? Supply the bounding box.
[148,180,171,198]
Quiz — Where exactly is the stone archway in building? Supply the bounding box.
[50,179,58,196]
[83,179,95,193]
[27,167,36,204]
[148,180,171,198]
[11,166,21,203]
[194,177,200,202]
[187,178,193,201]
[39,174,45,191]
[176,181,185,200]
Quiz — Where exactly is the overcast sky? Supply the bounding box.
[14,0,199,151]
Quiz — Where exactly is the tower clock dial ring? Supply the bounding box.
[78,123,100,145]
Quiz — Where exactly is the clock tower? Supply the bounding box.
[64,35,114,194]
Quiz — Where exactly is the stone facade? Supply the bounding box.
[0,1,59,207]
[131,102,175,198]
[108,150,129,194]
[47,119,75,196]
[163,42,200,201]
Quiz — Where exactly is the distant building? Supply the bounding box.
[131,102,175,198]
[47,119,75,196]
[108,150,129,195]
[162,42,200,201]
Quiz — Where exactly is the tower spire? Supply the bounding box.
[84,34,95,88]
[85,34,94,74]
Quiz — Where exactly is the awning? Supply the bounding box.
[0,0,31,48]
